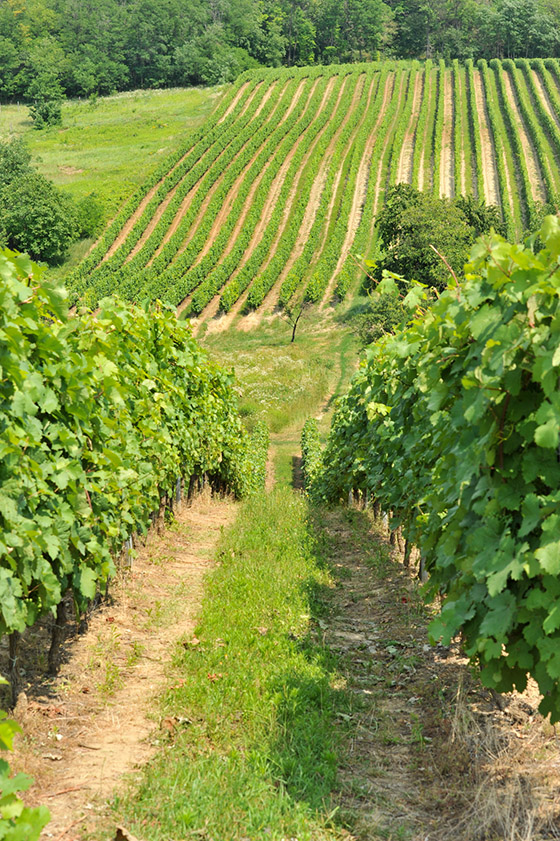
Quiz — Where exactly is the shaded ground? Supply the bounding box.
[314,506,560,841]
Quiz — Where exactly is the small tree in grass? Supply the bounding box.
[28,73,63,129]
[280,298,312,342]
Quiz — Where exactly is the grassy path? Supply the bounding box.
[10,493,237,839]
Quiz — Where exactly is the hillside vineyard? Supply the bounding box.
[69,58,560,321]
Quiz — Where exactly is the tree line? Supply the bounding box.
[1,0,560,106]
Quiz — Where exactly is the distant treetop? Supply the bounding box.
[1,0,560,102]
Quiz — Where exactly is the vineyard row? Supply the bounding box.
[69,58,560,323]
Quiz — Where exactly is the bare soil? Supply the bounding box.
[456,70,467,195]
[217,80,251,124]
[258,75,354,316]
[531,69,560,131]
[197,77,325,332]
[320,75,385,309]
[370,71,406,229]
[472,69,501,207]
[440,68,454,198]
[150,81,286,272]
[396,70,423,186]
[318,506,560,841]
[502,72,547,206]
[417,68,432,191]
[195,82,293,268]
[7,491,236,841]
[101,143,198,264]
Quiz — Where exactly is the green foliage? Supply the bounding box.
[75,194,105,239]
[313,218,560,721]
[349,292,405,347]
[301,419,322,491]
[0,249,254,639]
[0,139,81,265]
[237,421,270,496]
[0,683,50,840]
[0,141,33,192]
[67,59,560,312]
[373,183,480,290]
[0,173,78,265]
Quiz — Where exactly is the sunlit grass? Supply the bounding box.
[0,86,221,219]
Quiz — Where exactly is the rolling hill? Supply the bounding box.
[67,57,560,327]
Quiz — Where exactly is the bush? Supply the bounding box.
[0,173,78,264]
[75,193,105,238]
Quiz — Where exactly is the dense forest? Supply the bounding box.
[1,0,560,102]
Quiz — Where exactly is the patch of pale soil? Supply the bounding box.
[318,508,560,841]
[58,165,84,175]
[235,309,261,333]
[503,70,546,204]
[247,73,375,326]
[531,68,560,131]
[456,70,467,194]
[236,81,264,121]
[417,68,433,191]
[217,80,251,124]
[395,70,423,185]
[8,491,236,841]
[320,75,389,309]
[370,70,407,231]
[472,69,500,207]
[125,178,184,263]
[440,68,454,198]
[193,82,297,268]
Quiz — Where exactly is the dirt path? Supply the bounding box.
[148,81,287,269]
[255,76,359,319]
[218,80,251,124]
[440,68,454,198]
[320,75,392,309]
[189,84,286,267]
[101,147,196,264]
[129,86,277,267]
[369,71,407,229]
[196,76,344,332]
[195,76,327,332]
[10,492,236,841]
[472,68,501,207]
[417,68,433,191]
[317,506,560,841]
[503,71,546,204]
[456,69,467,194]
[396,70,423,185]
[531,68,560,131]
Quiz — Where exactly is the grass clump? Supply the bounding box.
[113,488,350,841]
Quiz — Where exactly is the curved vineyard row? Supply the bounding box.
[69,59,560,326]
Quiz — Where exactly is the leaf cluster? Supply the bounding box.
[373,183,505,292]
[313,218,560,721]
[0,139,101,265]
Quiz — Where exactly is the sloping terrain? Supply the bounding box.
[68,58,560,325]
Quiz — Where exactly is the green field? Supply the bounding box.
[0,86,219,270]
